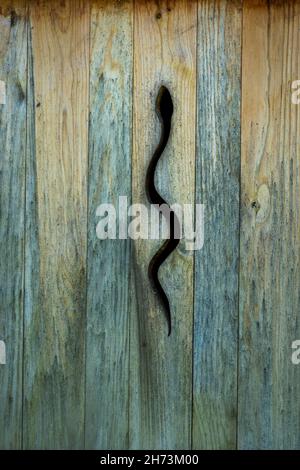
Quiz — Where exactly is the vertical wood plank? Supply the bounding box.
[130,0,196,449]
[0,0,27,449]
[193,0,241,449]
[23,0,89,449]
[85,0,133,449]
[239,0,300,449]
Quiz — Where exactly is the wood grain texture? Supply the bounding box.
[1,0,300,451]
[130,0,196,449]
[23,0,89,449]
[238,0,300,449]
[193,0,241,449]
[85,0,133,450]
[0,0,27,449]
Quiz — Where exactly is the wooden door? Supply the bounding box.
[0,0,300,450]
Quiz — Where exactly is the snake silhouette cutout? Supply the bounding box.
[145,86,180,336]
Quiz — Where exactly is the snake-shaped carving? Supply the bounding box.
[145,86,180,336]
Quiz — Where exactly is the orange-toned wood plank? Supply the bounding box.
[131,0,196,449]
[23,0,89,449]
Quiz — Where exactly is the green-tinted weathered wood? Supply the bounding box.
[85,0,133,450]
[23,0,89,449]
[130,0,196,449]
[0,0,27,449]
[238,0,300,449]
[193,0,241,450]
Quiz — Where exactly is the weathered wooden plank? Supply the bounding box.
[0,0,27,449]
[85,0,133,450]
[23,0,89,449]
[193,0,241,450]
[130,0,196,449]
[238,0,300,449]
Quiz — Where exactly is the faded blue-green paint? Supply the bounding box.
[0,1,27,450]
[193,0,242,450]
